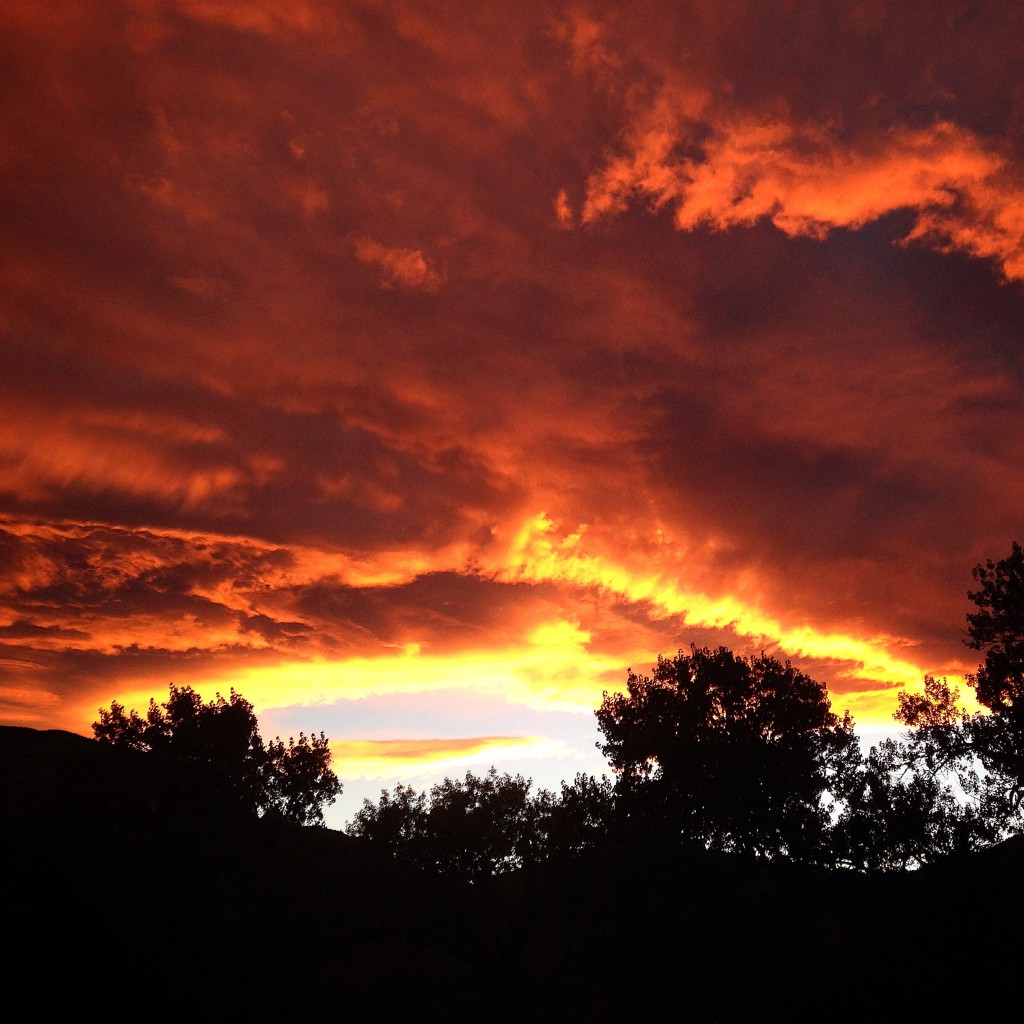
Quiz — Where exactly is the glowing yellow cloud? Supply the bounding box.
[155,617,623,719]
[489,514,967,703]
[61,510,971,736]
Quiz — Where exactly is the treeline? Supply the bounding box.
[349,769,615,878]
[350,544,1024,874]
[18,723,1020,1020]
[94,544,1024,876]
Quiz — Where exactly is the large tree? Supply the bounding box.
[834,543,1024,866]
[93,685,341,826]
[967,540,1024,714]
[964,542,1024,811]
[596,646,858,861]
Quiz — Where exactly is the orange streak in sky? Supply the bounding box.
[331,735,563,780]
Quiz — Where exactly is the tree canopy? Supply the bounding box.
[830,543,1024,867]
[967,540,1024,714]
[93,684,341,826]
[349,769,616,876]
[91,547,1024,868]
[350,768,544,878]
[596,646,858,861]
[834,679,1000,871]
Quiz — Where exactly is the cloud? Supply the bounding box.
[581,108,1024,279]
[330,735,557,780]
[554,188,573,228]
[354,237,443,291]
[2,1,1022,768]
[177,0,315,36]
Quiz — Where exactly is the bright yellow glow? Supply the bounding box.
[48,512,976,743]
[69,612,625,735]
[189,620,624,715]
[489,513,970,716]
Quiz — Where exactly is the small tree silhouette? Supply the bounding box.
[351,768,543,877]
[94,684,341,825]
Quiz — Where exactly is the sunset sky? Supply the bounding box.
[3,1,1024,825]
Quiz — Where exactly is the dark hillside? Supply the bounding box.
[3,726,1021,1021]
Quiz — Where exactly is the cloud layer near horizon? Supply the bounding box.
[3,3,1024,815]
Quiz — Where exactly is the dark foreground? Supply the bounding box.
[4,725,1021,1021]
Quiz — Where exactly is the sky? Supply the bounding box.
[3,1,1024,826]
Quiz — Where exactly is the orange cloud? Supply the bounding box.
[905,177,1024,282]
[554,188,573,228]
[2,1,1020,779]
[582,104,1024,279]
[487,514,971,705]
[0,683,60,726]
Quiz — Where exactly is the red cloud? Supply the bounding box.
[354,238,442,291]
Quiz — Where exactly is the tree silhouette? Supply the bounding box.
[93,685,340,825]
[263,732,342,825]
[965,542,1024,810]
[967,541,1024,713]
[835,681,1000,871]
[350,769,620,875]
[596,645,858,861]
[423,769,541,876]
[350,768,545,878]
[349,782,428,854]
[535,773,616,860]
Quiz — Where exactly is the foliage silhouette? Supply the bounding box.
[847,542,1024,862]
[893,678,1009,847]
[350,769,617,875]
[965,541,1024,810]
[93,684,340,825]
[967,540,1024,713]
[351,768,545,878]
[535,772,616,860]
[596,645,858,861]
[835,554,1024,869]
[834,683,1001,871]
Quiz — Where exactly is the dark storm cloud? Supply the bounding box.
[0,621,90,641]
[0,639,294,720]
[238,611,311,644]
[291,571,608,651]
